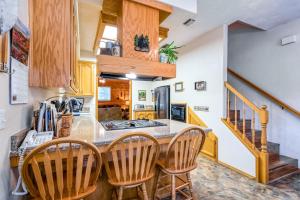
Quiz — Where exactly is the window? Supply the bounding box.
[98,87,111,101]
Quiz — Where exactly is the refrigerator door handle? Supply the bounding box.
[157,93,160,118]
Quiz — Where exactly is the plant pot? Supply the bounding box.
[160,53,168,63]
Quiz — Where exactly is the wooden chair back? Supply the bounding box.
[103,132,160,186]
[166,127,206,173]
[22,138,102,200]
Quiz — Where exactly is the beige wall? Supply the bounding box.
[0,0,58,199]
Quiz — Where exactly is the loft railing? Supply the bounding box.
[228,68,300,118]
[223,82,269,184]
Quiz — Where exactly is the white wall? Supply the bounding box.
[0,1,58,199]
[159,0,197,13]
[228,18,300,165]
[152,26,257,176]
[131,81,154,118]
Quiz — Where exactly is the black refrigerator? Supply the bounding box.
[154,85,170,119]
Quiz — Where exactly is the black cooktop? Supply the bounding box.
[100,120,167,131]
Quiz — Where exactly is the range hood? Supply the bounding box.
[96,0,176,79]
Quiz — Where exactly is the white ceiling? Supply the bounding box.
[78,0,300,52]
[161,0,300,46]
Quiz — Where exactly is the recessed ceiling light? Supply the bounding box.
[125,73,137,79]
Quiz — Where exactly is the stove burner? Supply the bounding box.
[100,120,167,131]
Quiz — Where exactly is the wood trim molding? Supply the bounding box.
[187,107,218,162]
[218,161,256,180]
[97,55,176,78]
[225,82,260,113]
[228,68,300,118]
[221,118,269,183]
[221,119,260,157]
[128,0,172,23]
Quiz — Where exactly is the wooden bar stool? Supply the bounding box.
[22,138,102,200]
[103,132,160,200]
[154,127,206,200]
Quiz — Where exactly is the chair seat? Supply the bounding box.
[156,156,197,175]
[107,161,156,187]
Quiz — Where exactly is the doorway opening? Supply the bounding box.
[97,78,131,121]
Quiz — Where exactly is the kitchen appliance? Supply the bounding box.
[69,98,84,112]
[101,120,167,131]
[171,104,187,122]
[154,86,170,119]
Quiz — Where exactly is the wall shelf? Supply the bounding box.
[97,55,176,78]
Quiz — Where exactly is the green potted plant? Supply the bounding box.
[159,41,182,64]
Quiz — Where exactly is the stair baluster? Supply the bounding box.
[242,102,246,139]
[234,95,238,131]
[251,110,255,149]
[227,89,230,123]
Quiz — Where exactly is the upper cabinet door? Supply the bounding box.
[29,0,78,90]
[79,61,95,96]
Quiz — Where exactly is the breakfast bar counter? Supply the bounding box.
[10,115,211,166]
[10,115,212,200]
[68,115,212,146]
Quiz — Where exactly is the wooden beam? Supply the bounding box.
[97,55,176,78]
[93,13,169,53]
[159,26,169,42]
[129,0,172,23]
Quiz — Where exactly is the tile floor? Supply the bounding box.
[188,156,300,200]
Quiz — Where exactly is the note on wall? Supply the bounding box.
[10,57,29,104]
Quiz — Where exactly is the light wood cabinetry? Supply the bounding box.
[79,61,95,96]
[134,110,155,120]
[29,0,80,92]
[0,33,8,66]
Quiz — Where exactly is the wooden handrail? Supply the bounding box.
[224,80,269,184]
[228,68,300,118]
[225,82,261,113]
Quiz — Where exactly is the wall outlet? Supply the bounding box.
[0,109,6,130]
[194,106,209,112]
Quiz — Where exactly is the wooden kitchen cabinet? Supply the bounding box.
[29,0,80,92]
[134,110,155,120]
[79,61,95,96]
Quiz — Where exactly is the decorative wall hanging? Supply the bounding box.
[134,34,149,52]
[138,90,146,101]
[195,81,207,91]
[175,82,184,92]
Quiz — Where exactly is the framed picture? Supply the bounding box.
[175,82,184,92]
[195,81,207,91]
[138,90,146,101]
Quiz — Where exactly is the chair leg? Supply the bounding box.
[142,183,149,200]
[186,173,195,200]
[118,187,123,200]
[171,175,176,200]
[152,169,160,200]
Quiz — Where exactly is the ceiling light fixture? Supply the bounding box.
[125,73,137,79]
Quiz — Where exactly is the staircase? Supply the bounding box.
[223,82,300,184]
[229,110,300,183]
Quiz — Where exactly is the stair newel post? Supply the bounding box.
[259,105,269,184]
[260,105,268,153]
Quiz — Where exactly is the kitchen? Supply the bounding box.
[1,0,214,200]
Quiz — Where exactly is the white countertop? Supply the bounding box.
[68,115,212,146]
